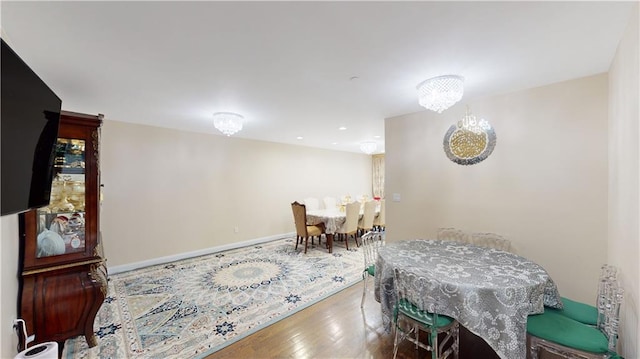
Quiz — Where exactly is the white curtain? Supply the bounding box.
[372,154,385,199]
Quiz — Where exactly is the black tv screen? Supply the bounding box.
[1,39,61,216]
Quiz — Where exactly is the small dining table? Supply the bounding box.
[374,239,563,359]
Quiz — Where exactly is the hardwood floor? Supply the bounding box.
[207,280,502,359]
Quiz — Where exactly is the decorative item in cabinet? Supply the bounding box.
[19,111,106,350]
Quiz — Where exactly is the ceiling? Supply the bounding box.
[1,1,635,154]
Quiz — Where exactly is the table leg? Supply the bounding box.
[326,233,333,254]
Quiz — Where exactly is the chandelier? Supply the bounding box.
[360,141,377,154]
[458,106,490,134]
[416,75,464,113]
[213,112,244,136]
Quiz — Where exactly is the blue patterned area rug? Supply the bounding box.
[62,237,363,358]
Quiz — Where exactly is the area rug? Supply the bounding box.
[62,237,364,358]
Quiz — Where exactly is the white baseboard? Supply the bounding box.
[108,232,296,275]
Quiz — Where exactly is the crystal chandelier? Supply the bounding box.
[213,112,244,136]
[360,141,377,154]
[459,106,490,134]
[416,75,464,113]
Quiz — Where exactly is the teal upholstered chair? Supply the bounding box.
[550,264,618,326]
[360,231,384,308]
[527,276,624,359]
[392,268,459,359]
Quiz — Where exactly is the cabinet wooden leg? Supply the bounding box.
[86,333,98,347]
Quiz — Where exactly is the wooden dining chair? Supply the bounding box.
[291,201,325,254]
[392,267,459,359]
[336,201,360,250]
[372,199,385,231]
[360,231,384,308]
[358,200,376,236]
[527,276,624,359]
[299,197,323,245]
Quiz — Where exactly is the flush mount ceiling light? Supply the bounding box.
[360,141,377,154]
[213,112,244,136]
[416,75,465,113]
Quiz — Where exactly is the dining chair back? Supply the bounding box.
[336,201,360,250]
[373,199,385,231]
[360,231,385,307]
[323,196,337,210]
[436,227,470,244]
[392,267,459,359]
[527,276,624,358]
[303,197,320,211]
[596,277,624,351]
[470,232,512,252]
[291,201,325,254]
[553,264,618,326]
[358,200,376,235]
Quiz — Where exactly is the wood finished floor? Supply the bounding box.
[206,280,505,359]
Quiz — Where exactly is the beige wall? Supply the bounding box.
[608,4,639,357]
[0,216,20,358]
[101,121,372,267]
[385,74,609,304]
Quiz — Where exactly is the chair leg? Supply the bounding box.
[453,323,460,359]
[392,322,401,359]
[530,337,540,359]
[360,272,368,308]
[430,326,437,359]
[304,236,309,254]
[295,236,299,250]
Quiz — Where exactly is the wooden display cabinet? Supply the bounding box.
[19,111,107,350]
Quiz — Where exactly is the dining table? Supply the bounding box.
[306,206,379,253]
[374,239,563,359]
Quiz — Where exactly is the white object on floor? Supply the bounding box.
[14,342,58,359]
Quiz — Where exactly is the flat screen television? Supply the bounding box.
[1,38,61,216]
